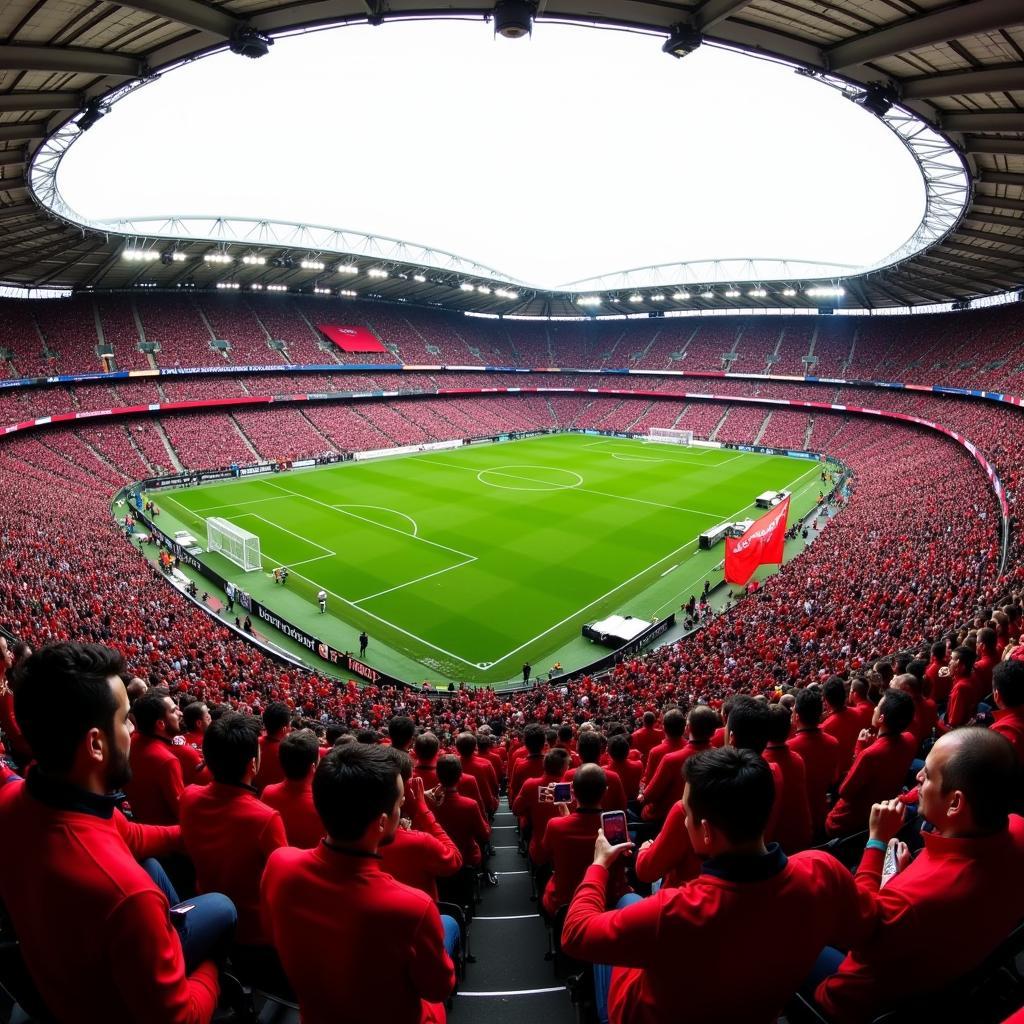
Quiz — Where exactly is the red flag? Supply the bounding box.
[724,496,791,586]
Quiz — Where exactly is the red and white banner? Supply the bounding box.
[724,495,790,586]
[317,324,388,353]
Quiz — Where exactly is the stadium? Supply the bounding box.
[1,0,1024,1022]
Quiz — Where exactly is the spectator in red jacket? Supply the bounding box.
[946,645,981,728]
[0,642,236,1024]
[638,705,716,822]
[262,742,455,1024]
[182,701,211,750]
[180,711,289,990]
[892,672,943,747]
[991,660,1024,763]
[562,747,874,1024]
[817,728,1024,1022]
[540,764,632,917]
[763,704,812,852]
[477,733,505,791]
[509,723,547,800]
[432,754,491,868]
[629,711,663,766]
[387,714,416,753]
[788,687,840,839]
[974,626,999,700]
[512,748,571,862]
[253,701,291,793]
[261,729,324,848]
[455,732,498,816]
[127,687,188,824]
[565,731,627,812]
[924,640,951,703]
[826,689,917,837]
[640,708,686,787]
[0,635,31,766]
[726,696,785,841]
[607,734,643,804]
[822,676,862,774]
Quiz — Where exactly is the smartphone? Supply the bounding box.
[553,782,572,803]
[601,810,629,847]
[881,839,899,888]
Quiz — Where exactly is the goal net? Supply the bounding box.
[644,427,694,446]
[206,517,262,572]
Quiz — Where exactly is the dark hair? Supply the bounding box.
[642,711,656,727]
[577,731,602,764]
[727,696,771,754]
[436,754,463,788]
[544,748,569,775]
[977,627,998,656]
[455,732,477,757]
[313,743,401,841]
[823,676,847,712]
[687,706,719,743]
[210,703,233,722]
[388,747,413,781]
[414,732,440,761]
[607,734,630,761]
[356,729,380,744]
[557,724,574,743]
[931,641,947,661]
[572,763,606,807]
[879,689,915,735]
[387,715,416,749]
[941,729,1018,832]
[952,646,977,677]
[11,643,127,774]
[994,660,1024,708]
[523,723,545,754]
[202,713,261,784]
[794,688,823,727]
[663,708,686,739]
[131,688,174,736]
[906,659,928,683]
[263,702,291,735]
[766,704,793,745]
[279,729,321,780]
[684,747,775,843]
[182,702,208,732]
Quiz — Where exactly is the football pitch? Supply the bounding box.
[157,433,824,685]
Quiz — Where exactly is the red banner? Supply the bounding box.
[724,495,791,586]
[317,324,388,353]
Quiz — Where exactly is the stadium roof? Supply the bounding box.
[0,0,1022,314]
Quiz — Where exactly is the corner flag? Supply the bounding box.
[724,496,791,586]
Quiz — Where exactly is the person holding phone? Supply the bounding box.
[562,747,876,1024]
[539,764,632,918]
[511,749,571,863]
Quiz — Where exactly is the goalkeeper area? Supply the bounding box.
[156,433,825,686]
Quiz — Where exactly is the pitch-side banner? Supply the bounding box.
[724,496,791,586]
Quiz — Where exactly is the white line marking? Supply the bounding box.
[474,914,539,920]
[491,825,518,830]
[612,453,665,463]
[352,556,477,604]
[458,988,566,997]
[189,494,293,515]
[661,564,678,576]
[335,503,420,537]
[494,870,529,875]
[239,514,335,557]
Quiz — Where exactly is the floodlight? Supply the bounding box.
[850,82,897,119]
[725,289,741,298]
[414,274,426,283]
[700,290,714,299]
[337,265,359,275]
[368,268,389,279]
[477,285,491,294]
[460,282,475,292]
[300,260,325,271]
[577,296,602,307]
[748,289,767,298]
[229,25,273,59]
[243,255,266,266]
[782,288,797,297]
[806,286,845,298]
[629,294,643,303]
[672,291,690,301]
[493,0,536,39]
[339,289,357,297]
[504,292,519,300]
[76,99,110,132]
[662,25,702,59]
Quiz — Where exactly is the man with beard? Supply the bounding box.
[0,642,237,1023]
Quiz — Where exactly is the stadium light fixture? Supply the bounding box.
[849,82,897,119]
[651,293,666,302]
[300,260,325,271]
[414,274,427,283]
[267,284,288,292]
[577,296,602,307]
[700,290,714,300]
[806,286,845,298]
[748,288,767,298]
[122,249,159,262]
[477,285,492,294]
[204,253,232,264]
[493,0,536,39]
[368,268,389,279]
[629,293,643,303]
[76,99,111,132]
[339,289,357,297]
[229,25,273,59]
[506,292,519,300]
[250,283,263,290]
[725,289,741,298]
[782,288,797,297]
[672,291,691,301]
[662,25,702,59]
[242,255,266,266]
[460,282,475,292]
[337,265,359,275]
[216,281,240,290]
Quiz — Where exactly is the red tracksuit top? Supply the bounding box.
[817,816,1024,1022]
[763,743,813,852]
[641,736,685,787]
[609,755,643,803]
[509,752,546,800]
[262,843,455,1024]
[788,726,840,834]
[629,725,664,765]
[563,846,875,1024]
[126,733,185,824]
[640,740,710,821]
[826,731,917,837]
[634,800,701,889]
[822,706,863,774]
[433,787,490,867]
[261,776,323,849]
[179,781,287,945]
[991,708,1024,762]
[460,754,498,813]
[380,803,463,899]
[254,733,286,793]
[511,772,566,863]
[564,765,627,812]
[0,771,219,1024]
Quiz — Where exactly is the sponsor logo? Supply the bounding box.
[345,656,381,684]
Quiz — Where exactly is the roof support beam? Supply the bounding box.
[0,202,37,221]
[953,226,1024,248]
[981,170,1024,187]
[0,91,81,112]
[0,45,144,78]
[0,176,27,191]
[114,0,240,39]
[943,111,1024,132]
[827,0,1024,72]
[691,0,757,32]
[963,136,1024,156]
[0,151,25,169]
[0,123,47,143]
[975,194,1024,213]
[967,211,1024,230]
[901,64,1024,99]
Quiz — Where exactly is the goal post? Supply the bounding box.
[206,517,263,572]
[644,427,695,446]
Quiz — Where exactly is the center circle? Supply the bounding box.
[476,465,584,492]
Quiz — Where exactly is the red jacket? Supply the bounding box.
[909,696,942,746]
[540,808,631,916]
[261,777,323,849]
[459,754,498,814]
[818,816,1024,1022]
[262,843,455,1024]
[825,732,917,837]
[511,772,565,863]
[563,847,875,1024]
[641,736,685,787]
[0,771,218,1024]
[787,726,840,834]
[412,761,482,806]
[254,734,286,793]
[609,756,643,803]
[946,675,979,728]
[762,743,813,852]
[640,740,710,821]
[170,737,212,787]
[630,725,664,765]
[634,801,701,889]
[127,733,185,824]
[509,751,546,800]
[822,706,863,774]
[380,803,463,900]
[991,708,1024,762]
[179,781,287,945]
[433,787,490,867]
[564,765,627,812]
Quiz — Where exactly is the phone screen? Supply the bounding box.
[553,782,572,802]
[601,810,629,847]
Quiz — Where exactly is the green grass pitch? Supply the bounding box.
[157,433,824,686]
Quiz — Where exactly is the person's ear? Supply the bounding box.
[947,789,965,818]
[85,727,105,765]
